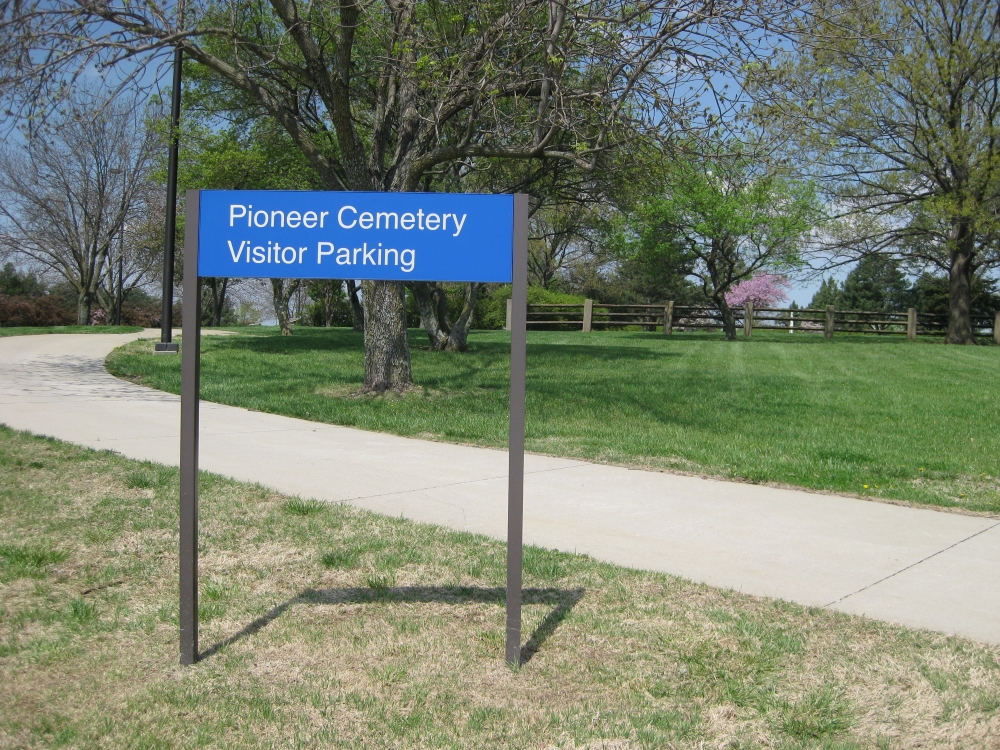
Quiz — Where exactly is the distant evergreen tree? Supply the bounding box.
[837,256,911,311]
[0,263,47,298]
[808,277,841,309]
[912,273,1000,318]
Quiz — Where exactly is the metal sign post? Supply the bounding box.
[179,192,201,664]
[178,189,528,666]
[506,194,527,665]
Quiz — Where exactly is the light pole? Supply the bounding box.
[156,3,184,353]
[116,225,125,325]
[109,168,125,326]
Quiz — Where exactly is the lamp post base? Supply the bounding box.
[155,342,179,353]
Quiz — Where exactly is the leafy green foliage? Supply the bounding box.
[754,0,1000,339]
[470,285,587,331]
[175,121,322,194]
[613,145,819,334]
[0,263,47,298]
[810,278,843,309]
[302,281,353,328]
[810,257,911,312]
[811,263,1000,319]
[838,257,911,312]
[912,273,1000,318]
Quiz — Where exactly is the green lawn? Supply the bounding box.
[3,425,1000,748]
[0,325,142,337]
[106,327,1000,513]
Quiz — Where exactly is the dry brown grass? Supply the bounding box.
[2,426,1000,749]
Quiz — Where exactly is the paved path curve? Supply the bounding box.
[1,331,997,643]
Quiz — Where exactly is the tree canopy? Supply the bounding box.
[613,145,819,339]
[1,0,794,387]
[753,0,1000,343]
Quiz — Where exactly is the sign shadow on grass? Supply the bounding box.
[201,585,585,666]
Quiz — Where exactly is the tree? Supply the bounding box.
[270,279,301,335]
[410,160,625,349]
[529,203,601,289]
[614,146,819,339]
[0,262,46,297]
[203,278,234,326]
[912,272,1000,318]
[344,281,364,332]
[808,277,842,309]
[409,281,482,351]
[724,274,790,308]
[177,119,320,333]
[0,94,161,324]
[305,280,351,327]
[837,256,912,312]
[2,0,790,389]
[754,0,1000,343]
[0,261,76,326]
[98,212,166,325]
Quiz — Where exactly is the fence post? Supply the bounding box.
[583,298,593,332]
[825,305,835,339]
[907,308,917,341]
[743,301,753,337]
[663,300,674,335]
[505,298,512,332]
[994,311,1000,345]
[789,310,794,333]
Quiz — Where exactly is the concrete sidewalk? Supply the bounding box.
[1,331,997,644]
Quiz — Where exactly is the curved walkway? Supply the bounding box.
[1,331,997,644]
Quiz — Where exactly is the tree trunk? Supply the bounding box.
[76,291,90,325]
[434,285,451,333]
[946,223,976,344]
[216,279,228,326]
[361,280,412,392]
[345,280,364,332]
[207,278,229,326]
[322,282,336,327]
[411,282,481,352]
[271,278,300,336]
[704,236,739,341]
[715,295,738,341]
[411,282,450,349]
[443,283,481,352]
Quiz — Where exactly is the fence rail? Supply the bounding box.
[503,299,1000,342]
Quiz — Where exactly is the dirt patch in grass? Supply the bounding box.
[2,425,1000,748]
[314,383,464,401]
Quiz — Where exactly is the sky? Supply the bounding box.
[786,266,853,307]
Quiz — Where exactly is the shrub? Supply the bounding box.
[121,297,163,327]
[0,294,76,326]
[475,285,586,330]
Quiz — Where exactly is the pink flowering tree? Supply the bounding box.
[724,274,791,308]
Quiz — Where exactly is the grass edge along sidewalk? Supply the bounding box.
[106,326,1000,515]
[2,426,1000,748]
[0,325,142,338]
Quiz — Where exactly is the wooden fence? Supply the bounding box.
[504,299,1000,343]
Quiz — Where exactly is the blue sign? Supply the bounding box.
[196,190,514,282]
